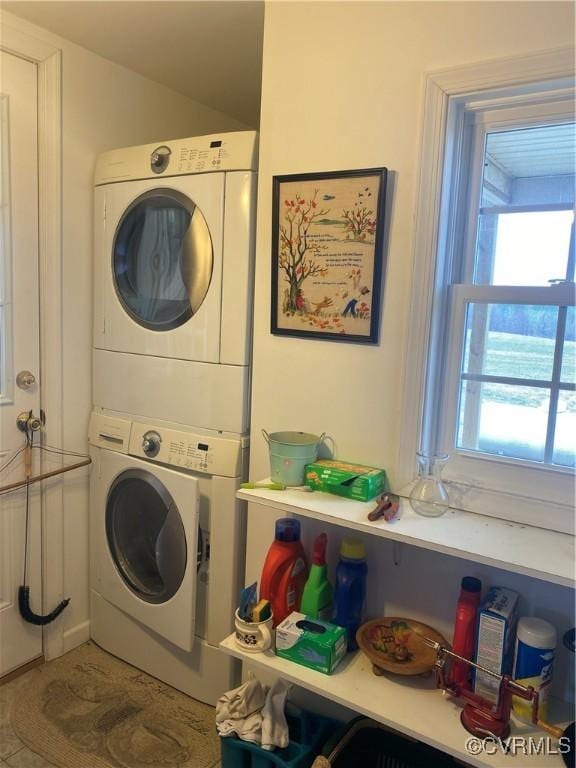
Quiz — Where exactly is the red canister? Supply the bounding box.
[449,576,482,689]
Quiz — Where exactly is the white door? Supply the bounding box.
[0,51,42,676]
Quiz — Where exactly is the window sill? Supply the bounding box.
[237,484,574,587]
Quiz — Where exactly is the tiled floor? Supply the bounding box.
[0,668,56,768]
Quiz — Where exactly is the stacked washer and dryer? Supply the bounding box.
[89,131,257,704]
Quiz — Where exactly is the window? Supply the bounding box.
[405,51,576,533]
[442,112,575,468]
[0,94,12,404]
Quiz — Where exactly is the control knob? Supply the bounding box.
[150,145,171,174]
[142,430,161,457]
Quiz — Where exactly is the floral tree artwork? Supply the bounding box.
[279,190,330,313]
[342,188,377,242]
[272,169,387,343]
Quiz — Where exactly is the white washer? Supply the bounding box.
[89,411,248,704]
[93,131,257,434]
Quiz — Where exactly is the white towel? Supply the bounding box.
[216,710,263,744]
[261,679,291,751]
[216,676,291,751]
[215,677,267,723]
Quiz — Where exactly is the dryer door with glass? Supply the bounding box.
[93,450,199,651]
[94,173,225,363]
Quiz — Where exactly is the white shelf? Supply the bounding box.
[237,486,575,587]
[219,634,569,768]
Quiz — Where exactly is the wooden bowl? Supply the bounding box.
[356,617,448,676]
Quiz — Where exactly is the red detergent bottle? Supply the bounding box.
[260,518,308,627]
[449,576,482,690]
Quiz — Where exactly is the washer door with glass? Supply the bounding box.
[95,173,225,363]
[93,450,199,651]
[113,189,213,333]
[106,469,187,605]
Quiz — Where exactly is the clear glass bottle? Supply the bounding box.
[409,452,450,517]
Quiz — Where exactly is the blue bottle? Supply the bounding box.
[333,538,367,651]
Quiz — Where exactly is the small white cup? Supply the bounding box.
[234,608,274,653]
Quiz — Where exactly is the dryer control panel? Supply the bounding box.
[129,421,243,478]
[94,130,258,185]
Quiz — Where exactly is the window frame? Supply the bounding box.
[440,104,575,493]
[400,47,575,534]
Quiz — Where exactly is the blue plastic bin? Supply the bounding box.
[220,705,338,768]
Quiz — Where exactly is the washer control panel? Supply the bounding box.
[129,421,243,478]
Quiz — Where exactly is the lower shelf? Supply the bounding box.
[219,633,569,768]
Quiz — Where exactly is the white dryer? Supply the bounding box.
[89,411,248,704]
[93,131,257,434]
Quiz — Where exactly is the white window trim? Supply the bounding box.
[398,46,575,535]
[0,93,14,405]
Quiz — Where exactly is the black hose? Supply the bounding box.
[18,586,70,626]
[17,425,71,626]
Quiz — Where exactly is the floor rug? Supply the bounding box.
[11,642,221,768]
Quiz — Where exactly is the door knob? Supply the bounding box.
[16,370,36,390]
[16,411,43,433]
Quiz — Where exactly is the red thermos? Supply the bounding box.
[449,576,482,690]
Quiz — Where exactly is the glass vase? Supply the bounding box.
[409,452,450,518]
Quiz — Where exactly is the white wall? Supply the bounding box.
[247,1,575,709]
[1,9,249,653]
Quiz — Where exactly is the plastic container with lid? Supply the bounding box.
[513,616,557,721]
[333,538,367,652]
[448,576,482,690]
[260,518,308,627]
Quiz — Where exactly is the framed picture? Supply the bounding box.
[271,167,388,343]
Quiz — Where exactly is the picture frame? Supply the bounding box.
[271,167,388,343]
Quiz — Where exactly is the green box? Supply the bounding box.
[275,613,347,675]
[304,459,388,501]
